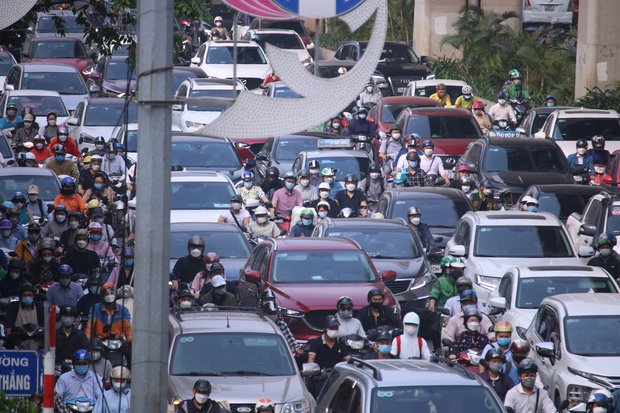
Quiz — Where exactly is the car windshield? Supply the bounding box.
[0,136,12,159]
[517,277,618,308]
[0,174,59,202]
[171,141,241,168]
[105,59,136,80]
[370,386,503,413]
[564,315,620,356]
[391,197,470,228]
[483,145,567,173]
[309,156,370,181]
[275,137,321,161]
[271,250,378,283]
[187,89,234,111]
[21,72,87,95]
[605,204,620,236]
[537,193,593,222]
[273,86,300,99]
[403,115,481,140]
[415,86,463,102]
[532,112,551,134]
[206,46,267,65]
[170,230,250,259]
[361,45,420,64]
[8,95,68,117]
[0,55,15,75]
[254,33,304,50]
[475,225,573,258]
[381,102,437,124]
[170,333,296,376]
[172,70,202,94]
[262,21,305,36]
[326,229,421,259]
[553,118,620,141]
[84,103,137,126]
[37,16,86,33]
[171,181,235,210]
[32,41,87,59]
[124,130,137,152]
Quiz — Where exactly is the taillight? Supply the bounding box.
[524,0,532,10]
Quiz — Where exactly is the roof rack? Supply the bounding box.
[429,356,476,380]
[170,306,262,322]
[346,357,382,381]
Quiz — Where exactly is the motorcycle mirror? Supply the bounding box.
[442,338,453,347]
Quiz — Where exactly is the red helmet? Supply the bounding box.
[510,339,530,362]
[58,125,69,135]
[436,83,446,91]
[473,101,484,109]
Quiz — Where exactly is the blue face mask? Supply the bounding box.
[285,182,295,191]
[409,161,418,168]
[90,234,102,241]
[547,103,555,107]
[74,365,89,376]
[527,206,537,212]
[243,181,253,188]
[497,337,511,347]
[55,155,65,162]
[21,297,34,306]
[378,344,391,354]
[318,211,328,218]
[358,114,366,119]
[90,286,100,295]
[123,259,134,267]
[302,219,313,226]
[94,184,103,190]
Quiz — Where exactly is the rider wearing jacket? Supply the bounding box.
[348,107,377,138]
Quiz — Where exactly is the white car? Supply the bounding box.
[172,78,246,132]
[190,40,272,91]
[486,265,619,341]
[242,29,312,64]
[66,97,136,150]
[402,79,468,104]
[0,51,17,93]
[445,211,594,303]
[534,108,620,157]
[0,90,70,127]
[522,0,573,29]
[523,293,620,408]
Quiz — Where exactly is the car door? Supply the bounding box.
[238,245,267,306]
[575,198,602,249]
[334,45,348,60]
[326,379,362,413]
[173,83,188,128]
[489,274,513,323]
[531,305,560,385]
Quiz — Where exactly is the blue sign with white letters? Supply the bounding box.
[0,351,43,396]
[273,0,366,18]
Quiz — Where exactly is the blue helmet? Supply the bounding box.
[242,171,254,181]
[58,264,73,276]
[393,171,408,184]
[517,358,538,375]
[545,94,557,102]
[61,177,76,187]
[72,349,90,363]
[12,191,26,201]
[479,179,491,188]
[283,171,296,180]
[497,91,507,99]
[587,390,613,409]
[422,140,434,148]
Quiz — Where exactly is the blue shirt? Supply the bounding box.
[566,152,594,177]
[55,370,103,402]
[587,148,610,166]
[0,115,23,129]
[46,281,85,307]
[0,235,18,251]
[94,387,131,413]
[11,224,27,242]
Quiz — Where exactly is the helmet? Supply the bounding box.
[592,135,605,149]
[510,339,531,357]
[61,177,75,187]
[34,135,46,143]
[101,283,116,296]
[597,236,612,248]
[7,102,17,111]
[497,91,507,100]
[436,83,446,91]
[494,321,513,333]
[422,139,434,148]
[460,175,472,185]
[337,296,353,309]
[110,366,131,380]
[344,174,358,183]
[262,300,278,315]
[323,315,340,328]
[337,67,347,75]
[517,358,538,375]
[53,145,67,155]
[242,171,254,181]
[91,154,103,163]
[28,222,41,233]
[87,273,104,287]
[509,69,522,79]
[59,304,77,317]
[545,94,557,102]
[203,252,221,267]
[462,307,482,324]
[105,142,118,154]
[389,124,402,133]
[321,167,335,177]
[283,171,296,181]
[473,101,483,109]
[309,160,320,169]
[367,288,384,302]
[440,256,454,268]
[462,85,472,94]
[188,235,205,248]
[255,206,269,216]
[450,257,465,269]
[72,349,90,363]
[317,201,330,211]
[12,192,26,203]
[318,182,330,191]
[39,237,56,251]
[459,289,477,303]
[57,125,69,135]
[256,399,275,412]
[261,288,276,302]
[0,219,11,229]
[230,194,243,203]
[193,379,212,393]
[407,206,421,216]
[576,139,588,148]
[7,206,20,217]
[8,259,23,271]
[455,276,472,288]
[393,172,407,184]
[74,229,89,239]
[376,330,392,342]
[357,106,368,115]
[86,199,101,210]
[266,166,280,179]
[87,222,103,232]
[587,390,614,410]
[300,208,314,219]
[24,152,36,162]
[601,233,617,246]
[368,163,380,173]
[94,136,105,145]
[298,168,310,178]
[485,347,506,362]
[406,151,420,162]
[177,289,192,300]
[479,179,491,188]
[58,264,73,276]
[19,283,35,295]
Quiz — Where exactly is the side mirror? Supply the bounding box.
[440,307,450,316]
[244,158,257,170]
[464,162,478,173]
[302,363,320,376]
[448,245,466,257]
[66,118,78,127]
[515,127,526,135]
[172,104,183,111]
[4,84,14,91]
[381,270,397,281]
[254,152,268,161]
[190,57,200,65]
[578,223,596,236]
[578,245,595,258]
[515,326,527,340]
[420,56,429,64]
[427,246,443,260]
[78,137,83,144]
[89,84,100,94]
[246,270,261,283]
[534,131,546,139]
[571,164,586,175]
[22,52,30,58]
[489,296,507,309]
[535,342,555,359]
[81,147,89,155]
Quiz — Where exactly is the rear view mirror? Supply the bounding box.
[515,127,526,135]
[489,297,506,309]
[448,245,466,257]
[578,224,596,236]
[190,57,200,65]
[246,270,261,283]
[381,270,397,281]
[89,84,100,94]
[535,342,555,359]
[427,247,443,260]
[244,159,257,170]
[302,363,320,376]
[516,326,527,340]
[172,104,183,111]
[578,245,595,258]
[420,56,429,64]
[4,84,14,91]
[66,118,78,127]
[571,164,586,175]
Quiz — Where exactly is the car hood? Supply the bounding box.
[473,256,581,278]
[102,79,137,94]
[562,355,620,380]
[184,111,223,125]
[27,58,92,71]
[169,374,306,405]
[484,171,571,190]
[181,166,243,182]
[76,126,117,141]
[268,282,394,312]
[272,160,294,175]
[204,65,272,83]
[60,93,89,112]
[377,63,433,78]
[371,256,425,280]
[170,210,224,224]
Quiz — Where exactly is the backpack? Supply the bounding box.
[396,335,423,358]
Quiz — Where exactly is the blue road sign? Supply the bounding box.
[0,350,43,397]
[273,0,366,18]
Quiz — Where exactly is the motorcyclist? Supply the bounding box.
[85,283,132,341]
[525,197,539,212]
[429,83,452,107]
[93,366,132,413]
[14,222,42,264]
[348,106,377,138]
[358,163,386,198]
[87,222,118,265]
[0,259,27,298]
[262,300,302,353]
[55,304,88,362]
[364,329,396,360]
[41,112,59,141]
[218,194,250,231]
[25,237,59,285]
[334,296,365,337]
[45,264,84,307]
[567,139,595,183]
[61,229,102,276]
[481,321,514,365]
[26,185,50,224]
[289,208,315,237]
[472,101,492,134]
[0,103,22,130]
[444,289,493,341]
[0,218,18,250]
[428,257,460,313]
[294,169,319,202]
[454,85,477,111]
[255,399,275,413]
[89,136,107,157]
[448,307,489,358]
[545,94,557,107]
[488,92,517,127]
[308,160,322,187]
[324,115,351,137]
[101,142,126,177]
[260,166,284,201]
[420,140,450,185]
[334,174,367,217]
[30,134,53,164]
[404,152,431,187]
[585,389,615,413]
[507,340,533,385]
[316,202,330,223]
[171,235,206,286]
[481,348,515,402]
[407,206,435,250]
[587,235,620,283]
[76,273,104,320]
[46,145,80,181]
[199,275,238,307]
[106,247,134,287]
[271,171,302,218]
[11,191,32,224]
[5,283,44,335]
[55,177,87,215]
[588,135,611,166]
[55,349,104,403]
[470,179,498,211]
[357,81,381,107]
[379,125,404,173]
[175,289,195,310]
[247,206,281,239]
[316,167,343,199]
[238,171,269,204]
[356,288,402,332]
[307,315,351,368]
[391,312,431,360]
[59,211,83,251]
[503,69,532,102]
[310,182,340,218]
[89,338,113,382]
[88,208,115,243]
[49,125,81,158]
[80,154,104,194]
[450,164,478,189]
[504,359,557,413]
[12,113,38,147]
[6,206,27,241]
[444,275,486,319]
[394,134,423,171]
[175,379,230,413]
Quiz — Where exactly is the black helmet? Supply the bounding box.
[177,289,192,300]
[193,379,212,393]
[462,307,482,325]
[459,289,478,303]
[59,304,78,317]
[376,330,392,342]
[187,235,205,249]
[90,337,104,351]
[455,276,472,288]
[19,283,35,295]
[323,315,340,329]
[368,163,380,173]
[266,166,280,179]
[406,151,420,162]
[485,347,506,362]
[105,142,118,154]
[407,206,421,216]
[261,288,276,302]
[576,139,588,148]
[94,136,106,145]
[87,273,104,287]
[298,168,310,179]
[8,259,23,271]
[53,145,67,155]
[592,135,605,149]
[517,358,538,375]
[308,160,320,169]
[367,288,384,302]
[344,174,358,183]
[337,296,353,309]
[262,300,278,315]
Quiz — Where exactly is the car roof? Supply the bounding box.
[543,293,620,315]
[278,131,341,140]
[485,136,561,147]
[553,108,620,118]
[170,222,243,233]
[317,59,357,68]
[466,211,562,227]
[302,149,372,158]
[170,171,231,183]
[32,37,81,43]
[169,310,279,335]
[530,106,572,115]
[321,218,409,230]
[383,187,471,201]
[0,168,59,178]
[4,89,63,98]
[85,97,132,106]
[403,107,474,117]
[380,96,438,105]
[514,265,610,278]
[205,40,256,47]
[171,133,229,143]
[19,63,80,73]
[188,77,245,90]
[272,237,360,251]
[173,66,207,76]
[248,28,300,36]
[352,41,407,47]
[529,184,602,195]
[410,79,468,87]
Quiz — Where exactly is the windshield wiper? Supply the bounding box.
[220,370,273,376]
[371,254,406,259]
[185,371,221,376]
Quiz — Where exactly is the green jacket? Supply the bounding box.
[429,275,458,308]
[470,192,498,211]
[504,83,531,100]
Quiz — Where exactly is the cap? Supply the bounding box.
[458,165,470,172]
[27,185,39,195]
[497,91,507,99]
[211,275,226,288]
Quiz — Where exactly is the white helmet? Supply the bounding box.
[25,152,36,161]
[462,85,473,94]
[255,206,269,215]
[110,366,131,380]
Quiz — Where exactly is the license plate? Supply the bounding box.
[396,87,406,93]
[545,5,555,11]
[432,265,441,273]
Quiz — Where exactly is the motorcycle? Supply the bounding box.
[274,210,291,235]
[441,338,482,373]
[338,333,372,359]
[65,397,96,412]
[590,164,606,186]
[101,334,130,368]
[6,323,45,350]
[492,119,515,131]
[508,97,531,125]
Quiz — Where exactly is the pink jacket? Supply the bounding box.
[87,240,119,264]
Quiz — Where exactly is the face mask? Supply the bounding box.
[112,381,128,392]
[91,350,102,361]
[467,321,480,332]
[514,80,522,86]
[43,255,53,263]
[410,217,420,225]
[216,22,222,27]
[215,286,227,295]
[462,186,471,193]
[90,234,102,241]
[392,133,401,140]
[94,184,103,190]
[28,194,38,203]
[332,122,341,129]
[521,376,536,389]
[527,206,538,212]
[497,337,511,347]
[370,301,382,310]
[96,144,105,151]
[1,229,10,237]
[104,294,116,303]
[59,278,71,287]
[498,99,506,105]
[474,109,482,115]
[324,177,334,185]
[463,95,472,101]
[231,202,242,211]
[310,168,319,175]
[320,191,329,199]
[369,172,380,180]
[300,179,310,187]
[346,184,356,192]
[358,114,366,120]
[488,362,503,374]
[483,189,493,196]
[70,221,80,229]
[339,309,353,319]
[76,240,88,249]
[15,202,24,209]
[107,153,116,160]
[95,218,104,224]
[124,259,134,267]
[326,330,338,338]
[90,286,100,295]
[91,164,101,171]
[378,344,391,354]
[24,122,32,128]
[74,365,89,376]
[285,182,295,191]
[7,110,16,116]
[56,155,65,162]
[83,164,91,170]
[61,316,74,328]
[29,233,40,243]
[9,217,19,225]
[9,271,20,280]
[179,300,192,308]
[243,181,252,189]
[424,149,433,156]
[195,393,209,404]
[404,325,418,336]
[302,219,313,226]
[409,161,418,168]
[318,211,328,218]
[593,408,607,413]
[366,86,373,93]
[256,216,267,224]
[22,297,34,306]
[190,248,202,258]
[49,120,56,126]
[54,213,67,223]
[59,135,67,142]
[577,148,586,155]
[600,248,611,257]
[35,142,44,150]
[547,103,555,107]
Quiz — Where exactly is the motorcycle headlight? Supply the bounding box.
[185,120,206,130]
[280,307,304,318]
[391,301,401,316]
[282,398,311,413]
[103,339,122,350]
[75,400,94,412]
[476,274,501,291]
[411,269,434,291]
[372,74,386,84]
[357,135,367,141]
[347,339,364,350]
[567,385,592,403]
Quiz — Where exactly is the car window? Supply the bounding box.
[32,40,87,59]
[553,118,620,141]
[253,33,304,50]
[381,102,437,124]
[171,141,241,168]
[583,200,601,225]
[335,46,347,60]
[564,315,620,356]
[0,136,13,160]
[261,20,306,36]
[84,103,137,126]
[206,46,267,65]
[497,276,512,308]
[416,85,462,102]
[605,154,618,178]
[6,67,17,86]
[454,221,471,254]
[536,307,558,343]
[467,144,482,164]
[483,145,567,173]
[187,88,234,111]
[537,192,593,222]
[347,46,358,61]
[197,44,206,63]
[175,84,188,98]
[274,138,321,161]
[249,246,267,271]
[328,380,361,413]
[37,16,86,33]
[73,102,84,124]
[0,54,15,76]
[170,181,236,210]
[273,85,300,99]
[21,71,87,95]
[325,229,422,259]
[361,44,420,64]
[310,156,370,181]
[0,174,60,202]
[258,249,269,280]
[517,276,617,309]
[605,203,620,236]
[8,95,68,117]
[169,230,250,259]
[391,197,470,228]
[531,112,551,134]
[262,138,274,154]
[404,115,481,140]
[105,59,136,80]
[271,250,378,283]
[474,225,573,258]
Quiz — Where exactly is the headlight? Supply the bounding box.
[347,339,364,350]
[282,398,311,413]
[426,73,436,80]
[280,307,304,318]
[82,65,94,75]
[103,339,122,350]
[80,134,95,144]
[476,274,500,291]
[185,120,206,130]
[372,74,387,84]
[411,269,434,291]
[567,385,592,403]
[103,86,124,97]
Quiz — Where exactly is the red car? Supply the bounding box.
[602,150,620,186]
[368,96,439,135]
[22,38,94,81]
[237,237,399,342]
[228,137,269,162]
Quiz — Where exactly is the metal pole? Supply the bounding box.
[132,0,173,410]
[314,19,320,76]
[233,19,238,98]
[42,305,55,413]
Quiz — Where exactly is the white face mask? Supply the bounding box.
[370,172,380,180]
[35,143,44,150]
[231,203,242,211]
[49,120,56,126]
[43,256,53,263]
[59,135,67,142]
[462,186,470,192]
[424,149,433,156]
[195,393,209,404]
[179,300,192,308]
[410,217,420,225]
[91,164,101,171]
[300,179,310,187]
[310,168,319,175]
[215,22,222,27]
[107,153,116,160]
[320,191,329,199]
[56,214,66,222]
[324,177,334,184]
[326,330,338,339]
[346,184,356,192]
[577,148,587,155]
[29,194,38,202]
[467,321,480,332]
[391,133,401,140]
[190,248,202,258]
[366,86,373,93]
[483,189,493,196]
[76,240,88,249]
[404,325,418,336]
[498,99,506,105]
[593,408,607,413]
[256,216,267,224]
[104,294,116,303]
[69,221,80,229]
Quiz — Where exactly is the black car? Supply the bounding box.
[457,136,582,208]
[87,55,136,97]
[333,41,434,95]
[172,66,207,95]
[512,184,603,223]
[312,218,436,307]
[517,106,570,138]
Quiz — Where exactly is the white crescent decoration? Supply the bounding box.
[0,0,37,30]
